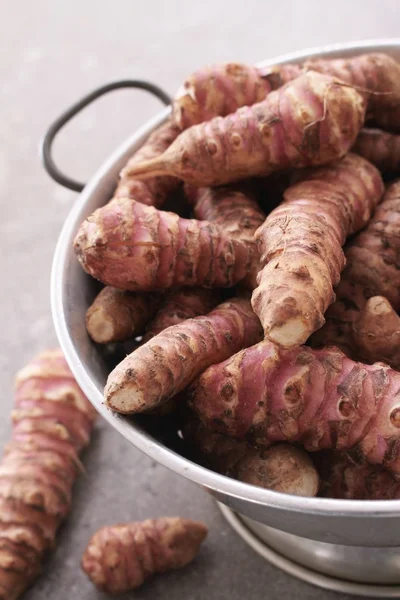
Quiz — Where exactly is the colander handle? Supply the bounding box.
[40,80,172,192]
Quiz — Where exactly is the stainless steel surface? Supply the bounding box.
[219,504,400,598]
[52,40,400,555]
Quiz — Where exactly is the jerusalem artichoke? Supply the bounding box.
[354,296,400,369]
[86,287,161,344]
[124,72,366,187]
[189,183,265,288]
[82,517,207,595]
[74,197,254,291]
[251,153,384,349]
[311,180,400,356]
[189,340,400,475]
[317,451,400,500]
[0,349,96,600]
[353,129,400,173]
[115,119,181,207]
[183,420,319,496]
[105,298,263,414]
[143,288,220,342]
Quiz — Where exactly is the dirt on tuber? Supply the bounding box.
[82,517,207,595]
[0,349,96,600]
[105,298,263,414]
[251,153,384,349]
[124,72,366,187]
[86,287,161,344]
[353,128,400,172]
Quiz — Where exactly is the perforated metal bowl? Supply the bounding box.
[48,39,400,595]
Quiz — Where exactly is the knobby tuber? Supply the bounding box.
[82,517,207,595]
[354,296,400,369]
[0,349,96,600]
[353,129,400,172]
[124,72,366,186]
[189,340,400,475]
[311,180,400,357]
[317,451,400,500]
[189,183,265,288]
[74,197,254,291]
[251,153,384,349]
[143,288,220,342]
[105,298,263,414]
[115,119,181,207]
[183,420,319,496]
[86,287,161,344]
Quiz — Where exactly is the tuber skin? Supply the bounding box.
[189,183,265,288]
[82,517,207,595]
[0,349,96,600]
[311,180,400,357]
[115,119,181,207]
[105,298,263,414]
[86,287,161,344]
[143,288,220,342]
[123,72,366,187]
[354,296,400,369]
[317,451,400,500]
[183,420,319,496]
[173,62,274,129]
[251,153,384,349]
[189,340,400,475]
[74,197,254,291]
[353,128,400,173]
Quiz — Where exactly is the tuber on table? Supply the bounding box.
[352,128,400,173]
[189,183,265,288]
[82,517,207,595]
[183,419,319,496]
[74,197,254,291]
[311,179,400,358]
[105,297,263,414]
[114,119,181,207]
[123,72,366,187]
[189,340,400,475]
[316,451,400,500]
[0,349,96,600]
[251,153,384,349]
[143,288,220,342]
[86,287,161,344]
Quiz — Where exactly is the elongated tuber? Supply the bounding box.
[86,287,161,344]
[353,128,400,172]
[173,62,275,129]
[74,197,254,291]
[115,120,181,207]
[311,180,400,356]
[143,288,220,342]
[189,183,265,288]
[189,340,400,475]
[82,517,207,595]
[0,349,96,600]
[124,72,366,187]
[183,420,319,496]
[354,296,400,369]
[105,298,263,414]
[317,451,400,500]
[251,153,383,349]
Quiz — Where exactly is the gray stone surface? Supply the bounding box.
[1,1,399,597]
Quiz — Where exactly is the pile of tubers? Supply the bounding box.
[76,52,400,502]
[6,50,400,599]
